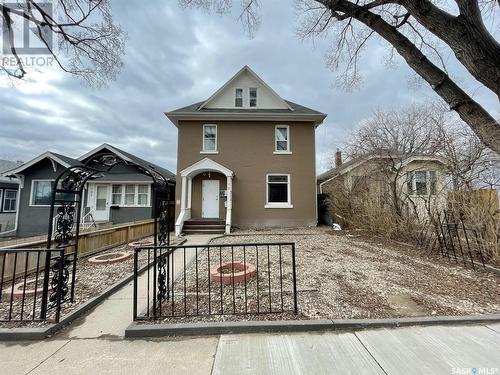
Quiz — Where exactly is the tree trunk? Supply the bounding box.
[318,0,500,154]
[401,0,500,101]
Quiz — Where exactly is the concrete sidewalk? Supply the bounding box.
[1,323,499,374]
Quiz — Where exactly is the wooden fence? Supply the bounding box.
[1,219,155,282]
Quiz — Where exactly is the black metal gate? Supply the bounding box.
[132,242,298,320]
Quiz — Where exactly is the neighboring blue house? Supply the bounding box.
[0,159,22,234]
[2,144,175,238]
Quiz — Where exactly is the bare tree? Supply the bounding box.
[339,104,445,219]
[0,0,125,86]
[180,0,500,153]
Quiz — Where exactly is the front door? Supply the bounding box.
[93,185,109,221]
[202,180,219,218]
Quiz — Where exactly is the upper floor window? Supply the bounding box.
[275,125,290,153]
[31,180,53,206]
[203,124,217,152]
[235,88,243,107]
[249,88,257,107]
[407,170,437,196]
[3,189,17,212]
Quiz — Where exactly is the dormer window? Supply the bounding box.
[249,88,257,107]
[235,88,243,107]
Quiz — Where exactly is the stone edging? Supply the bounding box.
[0,238,187,341]
[124,314,500,338]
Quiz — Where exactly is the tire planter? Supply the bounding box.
[128,239,155,249]
[210,262,257,285]
[2,277,45,299]
[88,251,131,264]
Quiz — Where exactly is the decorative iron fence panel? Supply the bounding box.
[0,248,74,322]
[133,242,298,320]
[415,210,487,269]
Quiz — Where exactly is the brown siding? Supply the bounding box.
[175,120,317,228]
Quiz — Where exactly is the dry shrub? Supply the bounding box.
[447,190,500,262]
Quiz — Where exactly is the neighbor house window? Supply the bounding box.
[3,189,17,212]
[124,184,135,205]
[266,174,292,208]
[235,88,243,107]
[109,184,150,207]
[111,184,122,205]
[203,124,217,152]
[407,171,438,196]
[249,88,257,107]
[137,185,149,206]
[275,125,290,153]
[31,180,54,206]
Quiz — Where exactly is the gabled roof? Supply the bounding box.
[165,66,327,127]
[318,153,447,186]
[2,151,80,177]
[78,144,175,180]
[0,159,23,184]
[198,65,293,111]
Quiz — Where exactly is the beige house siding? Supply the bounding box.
[320,158,447,222]
[175,120,317,228]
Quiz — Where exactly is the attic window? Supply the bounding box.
[235,88,243,107]
[249,88,257,107]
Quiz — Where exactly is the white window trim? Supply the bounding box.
[29,179,55,207]
[3,189,17,213]
[235,88,243,107]
[0,189,3,212]
[265,173,293,209]
[108,183,152,208]
[274,125,292,154]
[407,170,437,197]
[249,87,258,107]
[201,124,218,154]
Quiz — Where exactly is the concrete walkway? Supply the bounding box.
[0,234,499,374]
[59,233,219,339]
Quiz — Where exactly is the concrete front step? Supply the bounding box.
[183,218,226,234]
[183,224,225,230]
[183,228,225,234]
[185,219,225,226]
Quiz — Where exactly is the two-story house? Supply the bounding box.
[166,66,326,235]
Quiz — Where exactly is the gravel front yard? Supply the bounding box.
[154,227,500,323]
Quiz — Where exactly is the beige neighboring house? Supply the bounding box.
[318,151,448,220]
[166,66,326,235]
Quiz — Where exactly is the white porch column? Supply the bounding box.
[187,177,192,211]
[180,176,187,211]
[175,176,188,236]
[225,175,233,234]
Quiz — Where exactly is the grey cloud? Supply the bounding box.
[0,0,497,174]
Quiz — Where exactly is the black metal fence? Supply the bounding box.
[0,248,74,323]
[416,210,487,269]
[133,242,298,320]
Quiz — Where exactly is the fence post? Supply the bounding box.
[55,250,64,323]
[40,250,51,320]
[133,249,138,320]
[291,243,298,314]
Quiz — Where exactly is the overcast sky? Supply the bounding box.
[0,0,498,174]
